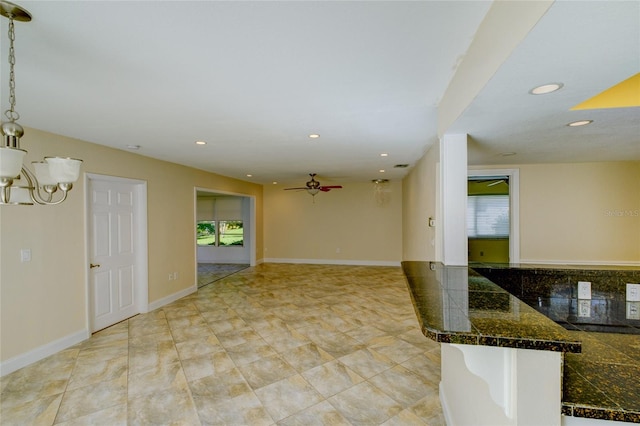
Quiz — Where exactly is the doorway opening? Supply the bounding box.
[467,169,520,264]
[195,188,256,288]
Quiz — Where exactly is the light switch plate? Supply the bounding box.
[626,283,640,302]
[578,281,591,300]
[20,248,31,262]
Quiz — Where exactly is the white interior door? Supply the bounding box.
[89,178,140,331]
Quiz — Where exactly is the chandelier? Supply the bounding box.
[372,178,390,206]
[0,1,82,205]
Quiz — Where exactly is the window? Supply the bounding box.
[467,195,509,238]
[197,220,244,247]
[196,221,216,246]
[218,220,244,246]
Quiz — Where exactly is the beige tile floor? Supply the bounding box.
[1,264,444,425]
[197,264,250,288]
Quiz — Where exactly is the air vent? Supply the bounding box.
[394,164,409,168]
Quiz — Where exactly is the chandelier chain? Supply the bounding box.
[5,14,19,122]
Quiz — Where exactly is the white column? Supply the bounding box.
[439,133,468,266]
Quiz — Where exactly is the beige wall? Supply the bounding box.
[513,161,639,263]
[470,161,640,264]
[403,148,640,265]
[403,155,639,265]
[402,144,438,261]
[0,128,263,362]
[263,181,402,264]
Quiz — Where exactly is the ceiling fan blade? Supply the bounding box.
[319,185,342,192]
[283,187,308,191]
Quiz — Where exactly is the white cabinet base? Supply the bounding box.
[440,343,562,426]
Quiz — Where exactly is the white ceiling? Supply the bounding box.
[2,1,638,186]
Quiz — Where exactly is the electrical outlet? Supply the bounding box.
[578,281,591,299]
[626,283,640,302]
[578,300,591,318]
[627,302,640,320]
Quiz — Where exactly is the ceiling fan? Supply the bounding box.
[284,173,343,197]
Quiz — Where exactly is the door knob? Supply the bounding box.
[90,263,101,269]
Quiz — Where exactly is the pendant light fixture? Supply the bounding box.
[0,1,82,205]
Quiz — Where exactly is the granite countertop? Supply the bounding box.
[468,262,640,423]
[401,261,582,353]
[403,261,640,423]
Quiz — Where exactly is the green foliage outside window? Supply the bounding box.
[219,221,244,246]
[197,220,243,247]
[197,221,216,245]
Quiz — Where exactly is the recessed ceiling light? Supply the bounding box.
[126,144,141,150]
[567,120,593,127]
[529,83,563,95]
[380,153,388,157]
[246,174,252,177]
[272,181,278,185]
[500,152,516,157]
[309,134,320,139]
[379,169,385,173]
[195,140,207,145]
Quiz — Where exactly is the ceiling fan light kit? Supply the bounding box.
[0,0,83,205]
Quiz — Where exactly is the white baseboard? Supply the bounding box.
[518,259,640,267]
[263,258,401,267]
[147,285,197,312]
[0,329,89,377]
[2,285,199,377]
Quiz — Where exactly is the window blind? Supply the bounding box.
[467,195,509,238]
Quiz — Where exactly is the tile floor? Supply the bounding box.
[197,264,250,288]
[1,264,444,425]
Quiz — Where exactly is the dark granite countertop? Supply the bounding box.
[402,261,640,423]
[469,262,640,422]
[401,261,582,353]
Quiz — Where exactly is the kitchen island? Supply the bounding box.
[402,261,639,425]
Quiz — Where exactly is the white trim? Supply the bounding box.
[147,285,197,312]
[519,259,640,267]
[84,173,149,330]
[249,196,256,267]
[0,329,89,377]
[439,382,454,426]
[263,258,401,267]
[468,168,521,264]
